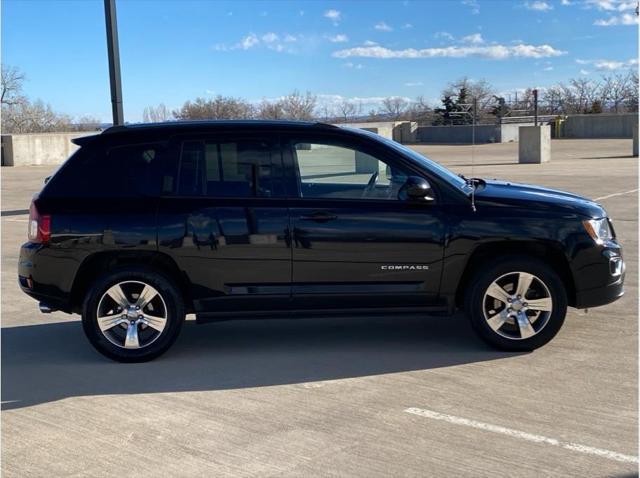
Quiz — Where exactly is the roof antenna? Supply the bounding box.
[470,97,477,212]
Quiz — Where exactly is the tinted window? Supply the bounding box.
[176,139,284,198]
[44,143,161,198]
[292,142,411,200]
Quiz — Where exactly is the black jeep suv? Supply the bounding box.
[19,121,625,362]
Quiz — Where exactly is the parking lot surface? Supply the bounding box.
[2,139,637,477]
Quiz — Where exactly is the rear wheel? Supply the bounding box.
[464,256,567,351]
[82,267,185,362]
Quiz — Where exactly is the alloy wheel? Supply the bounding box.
[482,271,553,340]
[96,280,168,349]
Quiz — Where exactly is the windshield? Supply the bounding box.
[377,136,467,188]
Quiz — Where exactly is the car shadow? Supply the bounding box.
[2,314,523,410]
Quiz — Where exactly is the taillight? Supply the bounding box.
[28,200,51,243]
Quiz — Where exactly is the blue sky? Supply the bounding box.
[2,0,638,122]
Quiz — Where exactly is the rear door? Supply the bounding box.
[285,134,447,311]
[157,133,292,315]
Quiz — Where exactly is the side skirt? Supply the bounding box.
[196,305,451,324]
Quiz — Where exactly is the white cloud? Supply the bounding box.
[405,81,424,86]
[576,57,639,70]
[333,43,566,60]
[238,33,259,50]
[586,0,636,11]
[543,66,554,71]
[316,94,412,111]
[434,31,455,41]
[594,13,639,25]
[561,0,572,4]
[402,23,413,29]
[343,62,364,69]
[524,1,553,11]
[324,9,341,24]
[462,0,480,14]
[374,21,393,31]
[461,33,484,44]
[216,32,296,53]
[328,34,349,43]
[580,69,591,75]
[595,58,638,69]
[363,40,378,46]
[261,32,279,43]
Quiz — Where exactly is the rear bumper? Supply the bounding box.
[19,242,73,313]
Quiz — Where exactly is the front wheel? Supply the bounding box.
[82,267,185,362]
[464,256,568,351]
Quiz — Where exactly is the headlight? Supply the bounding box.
[582,218,613,244]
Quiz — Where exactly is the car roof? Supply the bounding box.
[73,120,355,146]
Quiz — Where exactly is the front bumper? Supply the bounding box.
[573,243,625,309]
[575,274,624,309]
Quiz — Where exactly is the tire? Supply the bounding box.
[82,266,185,362]
[464,255,567,351]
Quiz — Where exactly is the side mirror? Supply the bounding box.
[399,176,435,202]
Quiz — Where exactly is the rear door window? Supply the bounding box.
[176,138,285,198]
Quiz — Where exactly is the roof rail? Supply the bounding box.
[101,125,129,135]
[312,121,339,128]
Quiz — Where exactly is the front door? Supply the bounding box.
[285,136,446,310]
[157,133,292,315]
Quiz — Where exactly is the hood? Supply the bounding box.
[474,180,606,218]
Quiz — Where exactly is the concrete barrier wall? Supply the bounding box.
[336,121,418,143]
[562,114,637,139]
[416,114,636,143]
[1,132,95,166]
[416,124,500,144]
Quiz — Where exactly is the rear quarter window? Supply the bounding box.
[44,143,162,198]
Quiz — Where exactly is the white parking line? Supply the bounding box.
[594,189,639,201]
[404,407,638,465]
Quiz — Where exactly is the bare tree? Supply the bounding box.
[173,96,254,120]
[407,95,432,121]
[2,99,72,133]
[143,103,170,122]
[381,97,409,120]
[256,99,284,119]
[72,115,102,131]
[279,90,317,120]
[1,65,26,106]
[443,77,495,115]
[601,73,635,113]
[542,85,566,114]
[624,70,638,113]
[569,78,601,113]
[318,104,336,122]
[337,99,361,123]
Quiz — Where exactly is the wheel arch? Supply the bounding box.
[454,240,576,308]
[70,251,193,314]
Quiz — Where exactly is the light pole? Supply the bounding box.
[104,0,124,126]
